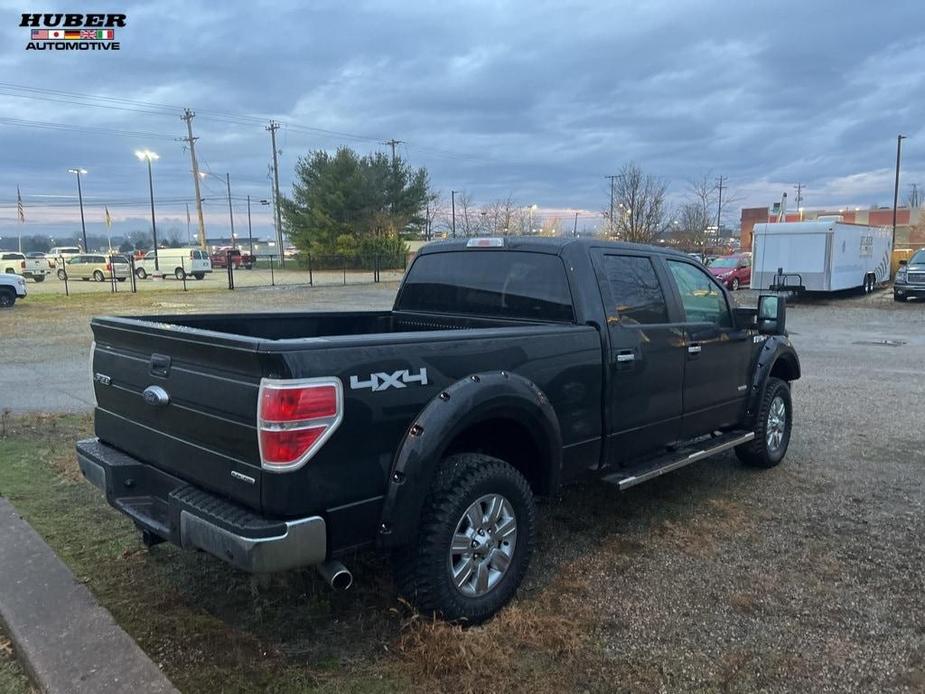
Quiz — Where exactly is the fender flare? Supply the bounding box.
[745,337,801,424]
[377,370,562,549]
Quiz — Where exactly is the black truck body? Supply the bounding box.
[78,237,800,621]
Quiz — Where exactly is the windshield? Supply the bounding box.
[910,250,925,265]
[710,257,739,268]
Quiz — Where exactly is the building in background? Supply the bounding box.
[740,206,923,250]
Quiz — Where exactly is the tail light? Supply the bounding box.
[105,262,112,271]
[20,260,25,269]
[257,377,343,471]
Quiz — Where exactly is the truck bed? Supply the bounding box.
[89,309,602,534]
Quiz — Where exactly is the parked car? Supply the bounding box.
[61,254,130,282]
[78,236,800,624]
[0,272,26,307]
[210,247,242,269]
[893,248,925,302]
[48,246,82,278]
[135,248,211,280]
[1,252,49,282]
[708,253,751,290]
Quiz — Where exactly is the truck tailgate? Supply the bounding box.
[90,317,282,509]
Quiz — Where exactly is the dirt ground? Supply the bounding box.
[0,284,923,692]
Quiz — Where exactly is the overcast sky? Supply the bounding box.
[1,0,923,243]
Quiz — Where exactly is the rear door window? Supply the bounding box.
[601,254,669,324]
[398,250,574,322]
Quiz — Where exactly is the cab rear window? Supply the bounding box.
[397,250,574,322]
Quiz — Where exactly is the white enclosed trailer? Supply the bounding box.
[751,219,892,292]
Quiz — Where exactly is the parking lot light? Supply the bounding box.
[134,150,160,272]
[67,168,88,252]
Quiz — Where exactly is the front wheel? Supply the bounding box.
[894,293,906,302]
[33,275,45,283]
[393,453,536,624]
[0,289,14,308]
[736,377,792,468]
[193,272,205,280]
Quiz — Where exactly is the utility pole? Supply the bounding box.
[185,202,191,244]
[892,134,907,251]
[573,211,579,237]
[451,190,458,238]
[382,138,404,164]
[715,176,726,236]
[225,173,236,247]
[909,183,920,208]
[266,121,284,265]
[606,175,617,237]
[246,195,254,256]
[793,182,804,209]
[180,109,207,249]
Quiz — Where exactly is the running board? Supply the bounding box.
[601,431,755,490]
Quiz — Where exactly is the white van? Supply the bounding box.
[135,248,212,280]
[48,246,82,278]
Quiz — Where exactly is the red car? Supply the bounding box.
[708,254,751,290]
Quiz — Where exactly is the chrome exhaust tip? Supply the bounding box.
[316,560,353,590]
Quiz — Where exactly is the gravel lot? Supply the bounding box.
[1,283,923,692]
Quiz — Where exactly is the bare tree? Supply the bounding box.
[677,172,743,252]
[479,195,521,235]
[442,190,478,237]
[606,162,670,243]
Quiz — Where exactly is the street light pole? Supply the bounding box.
[135,150,160,272]
[246,195,254,256]
[68,168,88,251]
[892,134,907,251]
[451,190,458,238]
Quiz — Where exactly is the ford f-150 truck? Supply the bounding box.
[77,237,800,623]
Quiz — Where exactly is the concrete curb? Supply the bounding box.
[0,498,179,693]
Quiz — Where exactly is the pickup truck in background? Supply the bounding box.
[0,272,27,306]
[77,237,800,623]
[1,251,49,282]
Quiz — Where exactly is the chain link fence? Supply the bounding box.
[23,251,410,297]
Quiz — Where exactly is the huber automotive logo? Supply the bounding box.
[21,13,125,51]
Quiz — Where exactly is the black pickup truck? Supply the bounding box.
[77,237,800,623]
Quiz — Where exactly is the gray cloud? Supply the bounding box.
[1,0,923,241]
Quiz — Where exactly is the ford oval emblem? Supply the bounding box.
[142,385,170,407]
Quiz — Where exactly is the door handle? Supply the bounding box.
[616,351,636,363]
[687,344,702,355]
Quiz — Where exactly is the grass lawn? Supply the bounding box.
[0,414,602,693]
[0,629,33,694]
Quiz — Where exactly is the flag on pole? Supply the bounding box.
[104,206,112,229]
[16,187,24,223]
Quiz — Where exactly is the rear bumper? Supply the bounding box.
[76,438,327,573]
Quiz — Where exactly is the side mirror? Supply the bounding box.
[757,294,786,334]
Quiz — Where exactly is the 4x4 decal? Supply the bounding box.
[349,368,429,392]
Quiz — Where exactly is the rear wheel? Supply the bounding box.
[174,267,186,280]
[736,377,792,468]
[0,288,14,307]
[57,269,67,280]
[33,275,45,283]
[731,277,740,291]
[135,267,147,280]
[93,270,105,282]
[4,268,14,274]
[393,453,535,624]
